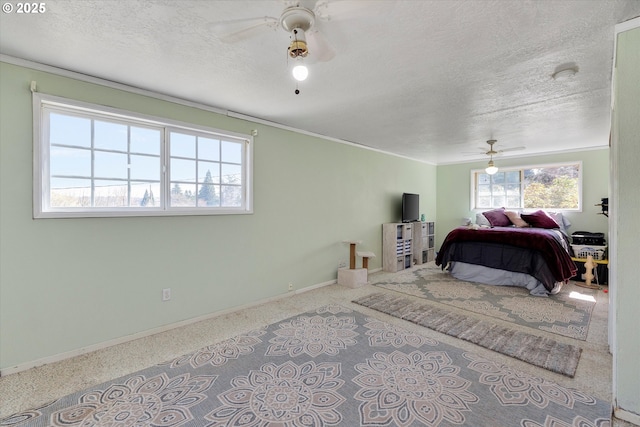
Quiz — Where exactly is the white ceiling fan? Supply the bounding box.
[209,1,379,64]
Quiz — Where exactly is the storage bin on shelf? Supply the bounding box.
[570,244,607,261]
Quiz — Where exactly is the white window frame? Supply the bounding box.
[470,161,582,212]
[33,93,253,218]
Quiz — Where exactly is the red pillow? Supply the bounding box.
[520,210,560,229]
[482,208,511,227]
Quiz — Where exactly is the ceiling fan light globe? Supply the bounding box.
[485,166,499,175]
[485,161,499,175]
[292,64,308,81]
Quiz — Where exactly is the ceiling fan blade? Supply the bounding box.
[314,0,388,21]
[497,146,526,153]
[306,30,336,62]
[209,16,279,43]
[462,148,526,157]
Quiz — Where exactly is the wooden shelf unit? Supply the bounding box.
[382,223,414,272]
[413,221,435,265]
[382,222,435,272]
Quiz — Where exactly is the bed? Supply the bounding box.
[435,210,577,296]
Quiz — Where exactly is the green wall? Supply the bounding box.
[611,24,640,418]
[0,59,619,380]
[435,150,610,246]
[0,61,436,370]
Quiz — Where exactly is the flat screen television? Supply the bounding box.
[402,193,420,222]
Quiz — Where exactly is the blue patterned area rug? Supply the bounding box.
[1,306,610,427]
[372,264,597,340]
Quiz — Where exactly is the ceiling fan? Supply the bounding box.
[469,139,525,175]
[209,1,376,64]
[463,139,526,157]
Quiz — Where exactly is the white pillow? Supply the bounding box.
[547,212,571,232]
[475,213,491,226]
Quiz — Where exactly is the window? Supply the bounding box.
[34,94,252,218]
[471,162,581,211]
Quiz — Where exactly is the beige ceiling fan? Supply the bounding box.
[463,140,526,175]
[463,139,526,157]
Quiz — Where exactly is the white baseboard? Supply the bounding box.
[615,407,640,426]
[0,278,337,377]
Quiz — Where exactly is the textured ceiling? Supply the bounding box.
[1,0,639,164]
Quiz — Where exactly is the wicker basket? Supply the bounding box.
[571,244,607,260]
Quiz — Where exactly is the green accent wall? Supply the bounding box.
[0,61,436,370]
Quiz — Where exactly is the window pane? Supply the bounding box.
[131,127,161,155]
[197,183,219,207]
[95,120,128,151]
[506,183,520,195]
[507,196,521,207]
[492,172,505,184]
[523,165,579,209]
[170,183,196,207]
[130,155,160,181]
[221,185,242,207]
[477,196,491,208]
[221,163,242,184]
[492,184,504,194]
[171,132,196,158]
[477,184,491,196]
[50,147,91,177]
[94,180,128,207]
[477,174,490,185]
[50,113,91,148]
[134,183,160,207]
[492,195,505,207]
[505,183,521,208]
[198,137,219,161]
[505,171,520,183]
[171,158,196,182]
[95,151,128,179]
[51,177,89,190]
[198,162,219,184]
[131,182,147,205]
[50,178,91,207]
[221,140,242,163]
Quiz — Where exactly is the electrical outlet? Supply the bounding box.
[288,283,293,291]
[162,288,171,301]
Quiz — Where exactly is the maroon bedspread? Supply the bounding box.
[435,226,577,284]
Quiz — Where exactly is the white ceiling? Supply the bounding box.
[1,0,639,164]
